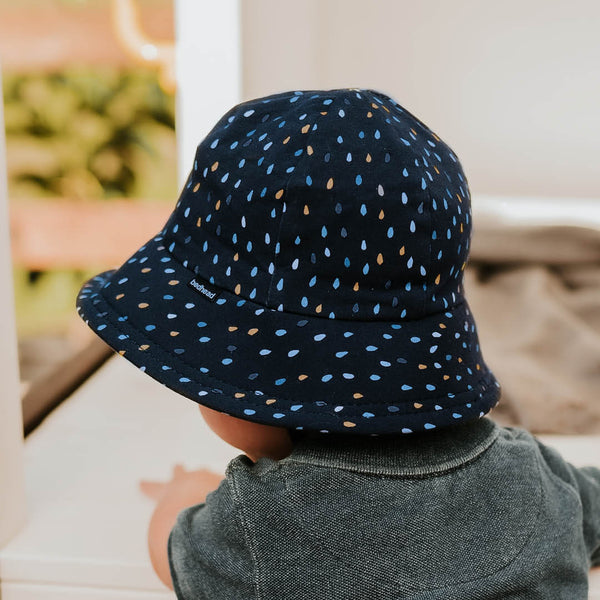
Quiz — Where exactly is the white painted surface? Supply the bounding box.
[0,63,27,550]
[0,356,240,598]
[473,194,600,229]
[0,582,173,600]
[174,0,241,187]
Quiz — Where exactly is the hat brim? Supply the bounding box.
[76,231,500,434]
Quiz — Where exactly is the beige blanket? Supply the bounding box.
[466,221,600,434]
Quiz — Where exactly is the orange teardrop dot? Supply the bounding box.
[247,328,259,335]
[315,304,322,313]
[283,136,290,144]
[233,252,239,261]
[443,375,450,380]
[307,145,313,155]
[378,209,384,219]
[215,199,221,210]
[435,274,441,285]
[118,350,126,356]
[141,268,151,273]
[353,393,363,399]
[115,293,124,300]
[139,344,150,351]
[418,364,427,370]
[371,102,379,109]
[196,217,202,227]
[399,246,405,256]
[275,189,284,199]
[298,374,309,381]
[366,111,373,118]
[234,393,246,398]
[210,161,219,172]
[193,183,201,192]
[266,399,277,405]
[377,253,383,265]
[414,403,423,409]
[168,280,179,286]
[138,302,149,308]
[228,326,238,332]
[458,357,463,363]
[410,128,417,135]
[343,421,356,428]
[303,204,310,215]
[476,363,481,370]
[301,124,310,133]
[170,331,179,337]
[366,153,372,162]
[326,177,334,189]
[353,282,359,291]
[234,284,241,295]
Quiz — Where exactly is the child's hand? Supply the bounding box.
[140,465,225,591]
[139,464,224,505]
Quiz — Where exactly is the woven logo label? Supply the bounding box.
[188,276,221,303]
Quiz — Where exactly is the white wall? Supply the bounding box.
[241,0,600,199]
[175,0,241,185]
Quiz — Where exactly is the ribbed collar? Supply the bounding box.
[282,417,501,476]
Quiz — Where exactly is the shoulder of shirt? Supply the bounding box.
[493,423,585,501]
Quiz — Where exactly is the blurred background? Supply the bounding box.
[1,0,599,433]
[0,0,176,400]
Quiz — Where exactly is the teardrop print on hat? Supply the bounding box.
[76,88,501,434]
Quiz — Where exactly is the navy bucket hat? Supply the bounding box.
[76,87,501,435]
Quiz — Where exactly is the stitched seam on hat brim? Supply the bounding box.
[157,232,470,326]
[78,279,499,416]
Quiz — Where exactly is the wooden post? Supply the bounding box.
[174,0,242,187]
[0,64,27,547]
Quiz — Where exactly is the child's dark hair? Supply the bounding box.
[287,428,311,444]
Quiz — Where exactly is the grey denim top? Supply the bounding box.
[168,416,600,599]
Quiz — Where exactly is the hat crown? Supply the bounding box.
[77,88,501,435]
[163,88,472,321]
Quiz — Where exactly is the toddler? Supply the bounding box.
[77,88,600,599]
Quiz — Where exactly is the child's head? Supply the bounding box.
[76,88,501,440]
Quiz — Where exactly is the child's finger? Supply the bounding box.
[139,479,167,500]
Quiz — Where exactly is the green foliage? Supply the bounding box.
[3,67,177,200]
[4,67,178,340]
[12,267,101,338]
